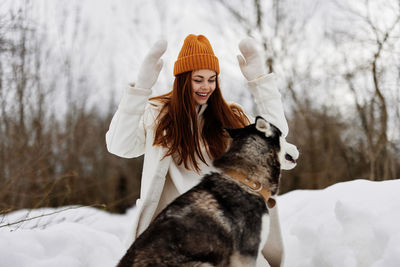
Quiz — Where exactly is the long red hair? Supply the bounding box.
[150,71,250,171]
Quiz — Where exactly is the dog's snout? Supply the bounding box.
[285,154,296,163]
[280,140,299,170]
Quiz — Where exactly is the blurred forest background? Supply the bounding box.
[1,0,399,214]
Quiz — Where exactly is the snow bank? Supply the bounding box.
[1,179,399,267]
[279,179,400,267]
[0,206,137,267]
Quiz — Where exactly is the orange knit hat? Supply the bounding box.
[173,34,220,76]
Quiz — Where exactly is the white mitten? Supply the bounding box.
[237,38,265,81]
[135,40,168,89]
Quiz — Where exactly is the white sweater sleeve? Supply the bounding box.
[247,73,289,137]
[105,84,152,158]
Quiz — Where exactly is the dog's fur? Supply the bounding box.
[117,116,298,267]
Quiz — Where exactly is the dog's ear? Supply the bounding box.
[255,116,274,137]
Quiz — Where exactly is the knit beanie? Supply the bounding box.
[173,34,220,76]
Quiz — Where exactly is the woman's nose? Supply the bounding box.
[202,81,211,89]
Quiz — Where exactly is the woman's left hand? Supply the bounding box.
[237,38,265,81]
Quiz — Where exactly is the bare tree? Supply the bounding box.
[217,0,400,191]
[333,0,400,180]
[217,0,342,190]
[0,1,146,213]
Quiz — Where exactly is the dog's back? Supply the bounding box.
[118,173,268,267]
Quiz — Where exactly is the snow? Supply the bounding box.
[1,179,399,267]
[279,179,400,267]
[0,206,137,267]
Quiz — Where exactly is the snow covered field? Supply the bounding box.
[1,179,399,267]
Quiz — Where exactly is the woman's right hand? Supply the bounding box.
[237,38,265,81]
[135,40,168,89]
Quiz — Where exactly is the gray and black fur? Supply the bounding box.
[117,116,298,267]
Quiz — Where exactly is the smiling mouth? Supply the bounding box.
[196,92,208,97]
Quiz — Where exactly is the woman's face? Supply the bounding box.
[191,69,217,106]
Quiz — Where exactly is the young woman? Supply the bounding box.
[106,34,292,267]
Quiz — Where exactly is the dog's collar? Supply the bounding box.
[224,169,276,208]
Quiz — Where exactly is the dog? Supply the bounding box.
[117,116,299,267]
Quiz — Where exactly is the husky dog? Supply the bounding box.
[117,116,298,267]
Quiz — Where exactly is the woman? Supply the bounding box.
[106,34,291,267]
